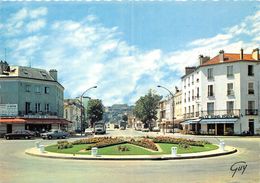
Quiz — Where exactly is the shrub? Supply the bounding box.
[178,143,190,149]
[129,138,158,151]
[57,140,73,149]
[82,137,126,150]
[117,145,130,152]
[153,136,209,147]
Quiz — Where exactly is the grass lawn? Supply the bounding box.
[158,143,219,154]
[45,143,218,155]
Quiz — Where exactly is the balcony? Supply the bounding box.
[184,113,195,119]
[245,109,258,115]
[201,109,240,119]
[18,111,58,118]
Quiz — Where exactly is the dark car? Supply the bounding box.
[5,130,35,140]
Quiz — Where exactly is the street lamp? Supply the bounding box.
[157,85,175,134]
[79,86,97,136]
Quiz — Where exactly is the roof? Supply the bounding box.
[0,66,55,81]
[201,53,260,66]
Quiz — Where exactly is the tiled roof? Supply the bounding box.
[201,53,259,66]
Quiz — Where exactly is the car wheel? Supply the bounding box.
[62,135,66,139]
[24,136,29,139]
[48,135,52,140]
[5,136,10,140]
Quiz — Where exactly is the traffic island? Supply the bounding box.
[25,136,237,160]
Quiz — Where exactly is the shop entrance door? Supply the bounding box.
[7,124,12,133]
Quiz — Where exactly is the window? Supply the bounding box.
[207,68,213,80]
[248,101,255,110]
[45,104,50,113]
[25,85,30,92]
[192,75,194,84]
[227,66,233,77]
[208,85,214,97]
[45,87,50,94]
[207,102,214,115]
[227,83,234,96]
[35,103,41,113]
[35,86,41,93]
[192,90,194,100]
[184,93,186,103]
[196,87,199,98]
[248,83,254,94]
[227,101,234,114]
[248,65,254,76]
[188,91,190,102]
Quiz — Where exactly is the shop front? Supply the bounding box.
[200,118,237,135]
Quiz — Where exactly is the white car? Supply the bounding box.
[85,128,93,136]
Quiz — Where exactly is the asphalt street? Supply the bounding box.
[0,129,259,183]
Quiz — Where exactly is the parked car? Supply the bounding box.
[152,127,160,132]
[114,124,119,129]
[41,129,69,139]
[141,128,149,132]
[120,126,126,130]
[85,128,93,136]
[4,130,35,140]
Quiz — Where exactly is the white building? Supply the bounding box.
[181,48,260,135]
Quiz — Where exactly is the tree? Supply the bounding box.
[122,114,128,122]
[133,90,161,130]
[86,99,104,127]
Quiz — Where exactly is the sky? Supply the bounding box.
[0,1,260,106]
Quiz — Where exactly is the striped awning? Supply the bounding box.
[200,118,238,124]
[181,119,201,125]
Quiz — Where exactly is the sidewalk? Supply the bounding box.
[25,145,237,161]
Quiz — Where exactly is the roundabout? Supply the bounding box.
[25,136,237,160]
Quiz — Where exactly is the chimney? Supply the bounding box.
[185,67,196,75]
[199,55,210,65]
[49,69,58,81]
[252,48,259,60]
[240,48,244,60]
[219,50,224,62]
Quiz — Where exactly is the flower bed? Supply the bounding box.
[57,141,73,149]
[85,139,126,150]
[72,137,123,145]
[152,136,209,147]
[129,138,158,151]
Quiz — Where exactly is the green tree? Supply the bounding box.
[86,99,104,127]
[133,90,161,130]
[122,114,128,122]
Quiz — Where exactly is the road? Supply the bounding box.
[0,128,259,183]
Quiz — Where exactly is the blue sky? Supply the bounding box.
[0,2,260,106]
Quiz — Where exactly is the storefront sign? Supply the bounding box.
[0,104,18,117]
[202,114,239,119]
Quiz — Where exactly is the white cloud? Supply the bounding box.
[26,19,46,32]
[3,7,47,36]
[29,7,48,19]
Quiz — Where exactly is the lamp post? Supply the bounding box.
[79,86,97,136]
[157,85,175,134]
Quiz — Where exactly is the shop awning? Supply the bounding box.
[181,119,201,125]
[200,118,238,124]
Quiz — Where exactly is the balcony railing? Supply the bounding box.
[245,109,258,115]
[18,111,58,118]
[184,113,195,119]
[201,109,240,119]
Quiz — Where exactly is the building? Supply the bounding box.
[157,88,183,133]
[104,104,134,124]
[0,61,69,135]
[64,97,90,132]
[181,48,260,135]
